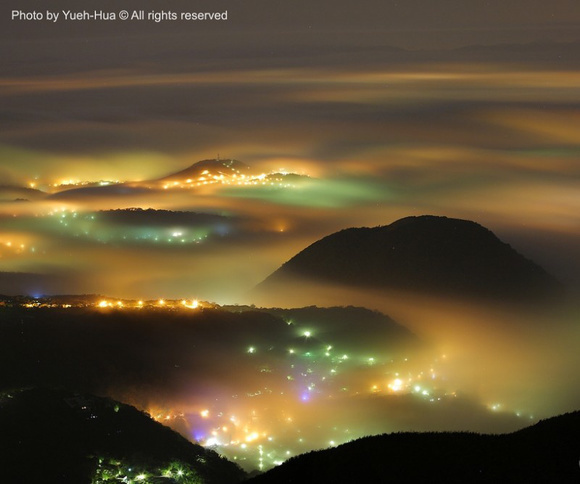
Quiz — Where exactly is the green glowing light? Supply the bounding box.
[222,176,390,208]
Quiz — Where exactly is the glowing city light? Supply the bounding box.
[388,378,404,392]
[11,294,535,472]
[245,432,259,443]
[181,299,199,309]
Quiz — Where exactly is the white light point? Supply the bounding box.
[388,378,404,392]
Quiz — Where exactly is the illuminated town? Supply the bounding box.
[25,159,303,195]
[1,294,539,474]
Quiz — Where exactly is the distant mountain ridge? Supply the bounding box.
[156,158,251,182]
[259,215,561,300]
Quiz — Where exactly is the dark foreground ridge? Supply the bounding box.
[259,215,561,300]
[249,410,580,483]
[0,387,245,484]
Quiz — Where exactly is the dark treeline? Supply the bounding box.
[0,387,245,483]
[0,306,288,396]
[249,411,580,483]
[0,305,419,401]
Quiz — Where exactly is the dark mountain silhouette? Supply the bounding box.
[0,306,291,395]
[0,184,45,201]
[259,215,561,300]
[47,183,151,200]
[226,305,420,354]
[156,158,251,182]
[0,304,419,397]
[0,387,245,484]
[98,208,231,226]
[249,410,580,483]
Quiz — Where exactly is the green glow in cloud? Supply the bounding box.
[221,177,391,208]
